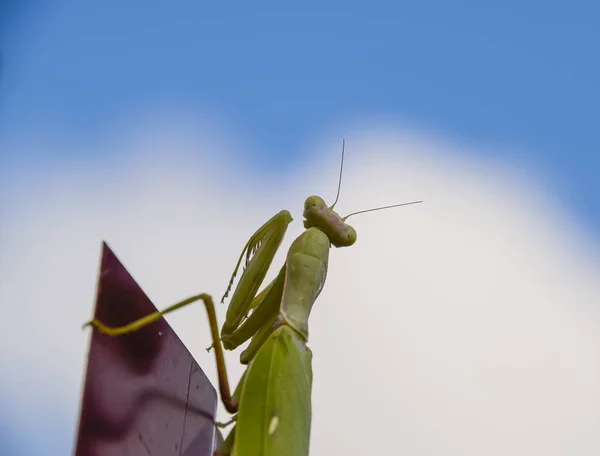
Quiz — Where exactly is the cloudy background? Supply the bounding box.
[1,2,599,455]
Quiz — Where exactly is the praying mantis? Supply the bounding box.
[83,141,422,456]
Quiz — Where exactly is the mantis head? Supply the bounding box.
[302,196,357,248]
[302,139,422,248]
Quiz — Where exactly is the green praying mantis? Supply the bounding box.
[83,140,422,456]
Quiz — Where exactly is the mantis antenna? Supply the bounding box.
[330,138,346,209]
[343,200,423,221]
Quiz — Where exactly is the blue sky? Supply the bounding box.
[2,1,600,235]
[2,2,600,455]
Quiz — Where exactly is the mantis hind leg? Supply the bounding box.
[84,293,239,414]
[216,414,237,429]
[82,294,206,336]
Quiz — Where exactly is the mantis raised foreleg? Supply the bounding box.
[83,141,422,456]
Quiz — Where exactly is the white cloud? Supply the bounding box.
[1,123,599,455]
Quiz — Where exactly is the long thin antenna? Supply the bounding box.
[330,138,345,209]
[343,200,423,221]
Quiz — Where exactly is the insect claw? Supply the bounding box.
[81,320,93,330]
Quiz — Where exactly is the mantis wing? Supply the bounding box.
[235,326,313,456]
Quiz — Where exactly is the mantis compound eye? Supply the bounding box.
[304,196,326,211]
[345,226,357,246]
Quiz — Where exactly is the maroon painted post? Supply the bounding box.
[75,242,223,456]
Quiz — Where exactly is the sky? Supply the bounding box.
[1,2,599,455]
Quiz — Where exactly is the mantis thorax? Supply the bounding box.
[302,196,357,248]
